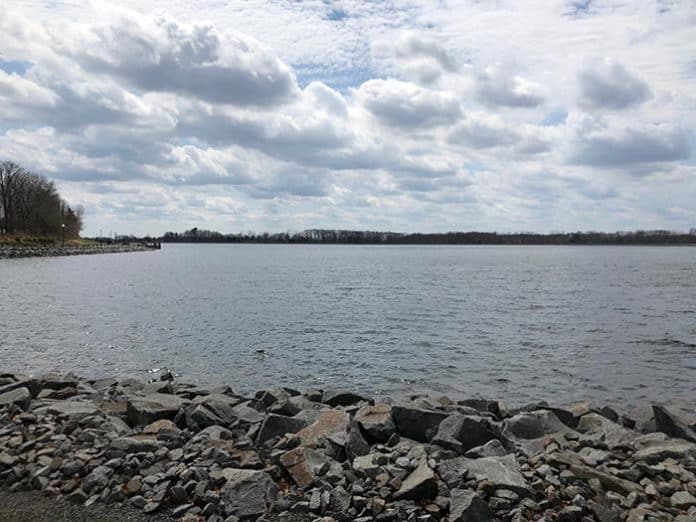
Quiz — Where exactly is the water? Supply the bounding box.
[1,244,695,411]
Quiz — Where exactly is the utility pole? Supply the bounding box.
[61,223,66,247]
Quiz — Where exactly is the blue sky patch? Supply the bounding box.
[0,59,33,76]
[540,109,568,127]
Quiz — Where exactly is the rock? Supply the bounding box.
[110,436,163,454]
[449,488,493,521]
[0,378,41,398]
[191,425,234,442]
[591,502,620,522]
[352,454,382,479]
[37,400,101,418]
[322,389,370,407]
[465,439,508,458]
[671,490,696,509]
[230,402,265,424]
[280,447,333,488]
[169,484,188,504]
[392,404,448,442]
[126,393,188,425]
[633,439,696,464]
[458,399,502,418]
[216,469,278,519]
[296,409,350,446]
[0,387,31,410]
[577,413,638,447]
[84,465,111,493]
[394,460,438,500]
[142,419,179,434]
[256,388,294,407]
[431,414,499,454]
[185,393,243,428]
[355,403,396,442]
[547,452,642,495]
[653,405,696,443]
[457,455,533,497]
[346,422,370,460]
[255,414,309,444]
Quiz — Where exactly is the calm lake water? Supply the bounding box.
[1,244,695,411]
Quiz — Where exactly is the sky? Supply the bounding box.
[1,1,695,236]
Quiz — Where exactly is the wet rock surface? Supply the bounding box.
[1,371,695,521]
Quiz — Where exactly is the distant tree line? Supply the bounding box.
[161,227,696,245]
[0,161,83,239]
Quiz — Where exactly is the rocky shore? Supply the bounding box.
[0,243,157,259]
[1,372,695,522]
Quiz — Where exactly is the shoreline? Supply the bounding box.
[2,372,695,521]
[0,244,158,259]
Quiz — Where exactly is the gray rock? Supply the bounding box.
[394,460,438,500]
[0,387,31,410]
[653,404,696,443]
[465,439,508,458]
[255,414,309,444]
[185,393,243,428]
[231,402,265,424]
[280,446,333,488]
[216,469,278,519]
[110,436,163,454]
[126,393,189,425]
[633,438,696,464]
[0,377,41,398]
[458,455,533,497]
[458,399,502,418]
[36,400,100,418]
[355,403,396,442]
[392,404,448,442]
[322,389,370,407]
[84,465,111,493]
[450,488,493,521]
[671,490,696,509]
[591,502,620,522]
[432,414,499,454]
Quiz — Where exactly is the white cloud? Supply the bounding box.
[578,58,652,110]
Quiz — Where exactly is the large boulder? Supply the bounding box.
[392,404,448,442]
[0,377,41,398]
[394,460,438,500]
[255,414,308,444]
[322,389,371,407]
[455,455,532,497]
[214,468,278,519]
[652,404,696,442]
[296,409,350,446]
[126,393,189,426]
[185,393,243,429]
[35,400,100,418]
[577,413,638,447]
[280,447,334,488]
[632,438,696,464]
[355,403,396,442]
[431,414,499,454]
[450,488,494,521]
[502,409,575,454]
[0,387,30,410]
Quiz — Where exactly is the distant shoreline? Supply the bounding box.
[0,243,158,259]
[158,228,696,246]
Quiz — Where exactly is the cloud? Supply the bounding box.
[448,113,519,149]
[569,121,691,168]
[477,65,546,108]
[68,12,298,106]
[356,79,462,128]
[578,58,652,110]
[394,33,459,73]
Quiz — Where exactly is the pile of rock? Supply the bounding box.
[1,372,695,521]
[0,243,154,259]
